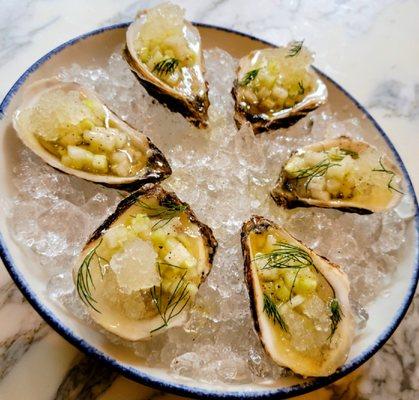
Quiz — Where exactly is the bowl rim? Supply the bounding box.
[0,22,418,399]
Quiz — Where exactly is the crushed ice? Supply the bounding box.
[8,47,411,384]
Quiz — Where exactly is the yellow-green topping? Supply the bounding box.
[18,89,147,177]
[237,42,317,116]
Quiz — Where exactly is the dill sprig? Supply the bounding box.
[240,69,260,86]
[157,261,187,270]
[372,156,403,194]
[289,148,359,191]
[76,240,108,313]
[286,40,304,57]
[328,298,343,339]
[291,158,341,190]
[298,81,305,95]
[137,199,188,230]
[254,242,313,270]
[153,58,179,75]
[340,148,359,159]
[263,293,288,332]
[327,148,359,161]
[150,271,191,333]
[255,242,314,302]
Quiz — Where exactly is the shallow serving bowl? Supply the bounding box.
[0,23,418,399]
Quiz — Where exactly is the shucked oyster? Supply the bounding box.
[73,184,217,341]
[241,216,355,377]
[13,78,171,191]
[271,136,403,214]
[124,3,209,128]
[232,42,327,134]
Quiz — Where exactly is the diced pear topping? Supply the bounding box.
[163,237,197,268]
[135,3,197,86]
[131,214,152,240]
[238,44,316,115]
[91,154,108,173]
[18,88,146,177]
[282,142,403,206]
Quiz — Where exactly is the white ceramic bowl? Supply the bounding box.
[0,24,418,399]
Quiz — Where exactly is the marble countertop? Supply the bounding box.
[0,0,418,399]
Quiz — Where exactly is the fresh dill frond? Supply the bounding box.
[288,268,303,302]
[255,242,314,302]
[157,261,187,270]
[150,271,191,333]
[153,58,179,75]
[240,69,260,86]
[340,148,359,159]
[372,156,403,194]
[76,240,109,313]
[286,40,304,57]
[291,158,341,190]
[327,148,359,161]
[263,293,288,332]
[136,198,188,230]
[328,298,343,339]
[298,81,305,95]
[254,242,313,270]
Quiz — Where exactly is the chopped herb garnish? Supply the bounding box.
[136,198,188,230]
[327,148,359,162]
[153,58,179,75]
[157,261,187,270]
[263,293,288,332]
[340,148,359,159]
[76,240,109,313]
[298,81,305,95]
[240,69,260,86]
[372,156,403,194]
[150,271,191,333]
[291,158,341,190]
[254,242,313,270]
[286,40,304,57]
[329,298,342,339]
[255,242,314,302]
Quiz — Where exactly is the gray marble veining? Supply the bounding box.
[368,81,419,119]
[0,281,47,381]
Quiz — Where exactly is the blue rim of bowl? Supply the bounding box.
[0,22,418,399]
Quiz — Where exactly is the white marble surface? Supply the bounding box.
[0,0,418,399]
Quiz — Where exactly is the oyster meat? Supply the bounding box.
[271,136,403,213]
[232,42,327,134]
[13,78,171,191]
[124,3,209,128]
[73,184,217,341]
[241,216,355,377]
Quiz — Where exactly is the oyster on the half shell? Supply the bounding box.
[241,216,355,377]
[271,136,403,214]
[232,42,327,134]
[124,3,209,128]
[13,78,171,191]
[73,184,217,341]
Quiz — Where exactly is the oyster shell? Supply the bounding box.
[73,184,217,341]
[271,136,403,214]
[13,78,171,191]
[232,43,327,134]
[241,216,355,377]
[124,3,209,128]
